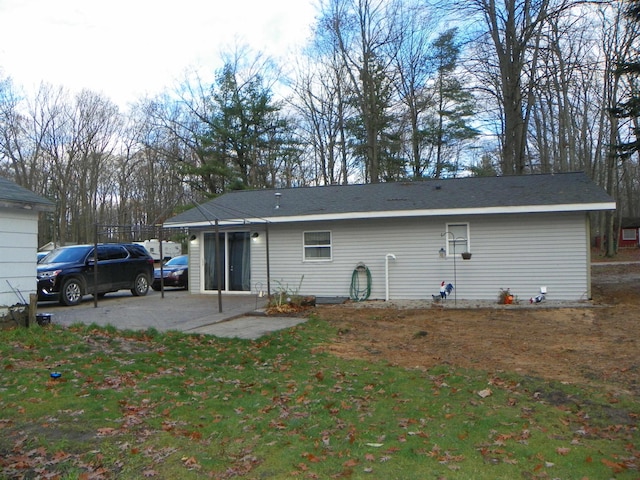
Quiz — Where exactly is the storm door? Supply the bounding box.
[203,231,251,292]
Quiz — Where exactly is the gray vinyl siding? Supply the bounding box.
[188,237,202,293]
[248,211,590,301]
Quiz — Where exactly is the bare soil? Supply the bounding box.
[313,250,640,395]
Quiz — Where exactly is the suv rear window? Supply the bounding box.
[100,245,128,260]
[125,244,152,258]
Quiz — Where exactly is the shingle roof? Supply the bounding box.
[165,172,615,227]
[621,217,640,228]
[0,176,55,211]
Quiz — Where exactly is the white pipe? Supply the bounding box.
[385,253,396,301]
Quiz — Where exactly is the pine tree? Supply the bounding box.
[425,29,479,178]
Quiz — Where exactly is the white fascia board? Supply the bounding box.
[164,201,616,228]
[0,200,54,212]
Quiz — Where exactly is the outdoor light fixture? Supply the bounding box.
[439,247,446,259]
[252,232,259,238]
[189,234,197,241]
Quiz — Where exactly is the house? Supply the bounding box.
[617,217,640,249]
[164,172,615,302]
[593,217,640,250]
[0,177,54,315]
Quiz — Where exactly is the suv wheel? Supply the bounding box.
[131,273,150,296]
[60,278,83,306]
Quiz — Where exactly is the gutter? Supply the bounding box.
[164,202,617,229]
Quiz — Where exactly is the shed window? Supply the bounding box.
[444,223,470,256]
[304,231,332,261]
[622,228,637,241]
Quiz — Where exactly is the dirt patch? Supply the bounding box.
[313,258,640,395]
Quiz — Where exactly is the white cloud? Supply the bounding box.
[0,0,316,106]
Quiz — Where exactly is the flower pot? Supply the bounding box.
[461,252,472,260]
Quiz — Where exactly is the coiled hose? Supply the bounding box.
[350,263,372,301]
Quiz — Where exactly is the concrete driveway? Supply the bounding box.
[36,289,307,339]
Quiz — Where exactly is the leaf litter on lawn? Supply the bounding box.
[0,269,638,479]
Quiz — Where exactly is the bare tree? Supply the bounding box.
[390,1,436,178]
[127,98,193,227]
[292,46,355,184]
[319,0,400,183]
[70,90,122,241]
[464,0,573,174]
[600,2,640,255]
[0,78,56,245]
[528,8,600,173]
[13,85,123,244]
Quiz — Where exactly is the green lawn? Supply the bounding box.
[0,316,637,479]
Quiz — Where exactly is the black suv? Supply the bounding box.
[37,243,154,306]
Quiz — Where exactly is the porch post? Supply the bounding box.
[215,219,222,313]
[266,223,271,298]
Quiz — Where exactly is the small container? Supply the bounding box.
[36,313,53,326]
[50,372,61,379]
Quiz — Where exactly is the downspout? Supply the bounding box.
[385,253,396,301]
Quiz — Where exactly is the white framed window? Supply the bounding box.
[622,228,637,241]
[444,223,469,256]
[303,231,332,261]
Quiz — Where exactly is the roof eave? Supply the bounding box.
[164,202,616,228]
[0,200,55,212]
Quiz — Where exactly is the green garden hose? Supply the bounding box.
[350,263,372,301]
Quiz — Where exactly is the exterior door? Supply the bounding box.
[228,232,250,291]
[203,232,250,292]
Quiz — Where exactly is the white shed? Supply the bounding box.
[164,173,615,302]
[0,177,54,314]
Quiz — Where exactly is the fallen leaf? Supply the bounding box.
[601,458,626,473]
[477,388,492,398]
[343,458,359,467]
[303,452,321,463]
[182,456,201,470]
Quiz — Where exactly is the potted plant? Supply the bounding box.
[461,252,472,260]
[498,288,514,304]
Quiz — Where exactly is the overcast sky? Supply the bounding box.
[0,0,317,106]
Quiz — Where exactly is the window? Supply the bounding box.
[622,228,637,241]
[97,245,127,261]
[444,223,469,255]
[304,231,332,261]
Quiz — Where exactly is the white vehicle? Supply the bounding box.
[135,239,182,261]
